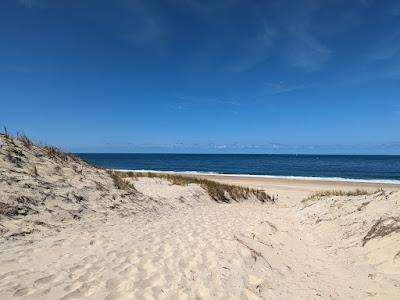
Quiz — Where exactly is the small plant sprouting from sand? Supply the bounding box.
[115,172,272,203]
[303,189,375,202]
[109,171,136,191]
[3,126,11,139]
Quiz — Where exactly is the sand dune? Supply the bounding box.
[1,134,400,299]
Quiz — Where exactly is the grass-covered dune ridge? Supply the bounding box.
[112,171,272,203]
[303,189,378,203]
[0,130,147,238]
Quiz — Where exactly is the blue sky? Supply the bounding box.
[1,0,400,154]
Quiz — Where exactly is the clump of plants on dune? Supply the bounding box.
[114,171,272,203]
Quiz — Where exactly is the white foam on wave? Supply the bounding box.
[111,169,400,185]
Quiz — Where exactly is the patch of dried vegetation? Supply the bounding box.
[114,172,272,203]
[303,189,376,203]
[362,216,400,246]
[108,171,136,191]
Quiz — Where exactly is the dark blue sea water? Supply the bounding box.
[75,154,400,184]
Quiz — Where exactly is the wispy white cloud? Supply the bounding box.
[168,103,185,111]
[367,32,400,61]
[264,82,308,94]
[19,0,47,9]
[124,16,165,47]
[223,26,277,73]
[388,4,400,16]
[168,0,236,18]
[117,1,168,50]
[253,1,332,72]
[358,0,374,7]
[286,30,331,72]
[258,26,277,49]
[173,95,241,108]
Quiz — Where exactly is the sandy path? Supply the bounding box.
[1,197,384,300]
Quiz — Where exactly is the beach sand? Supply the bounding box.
[1,135,400,299]
[185,173,399,200]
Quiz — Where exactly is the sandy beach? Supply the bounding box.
[1,135,400,299]
[184,173,400,199]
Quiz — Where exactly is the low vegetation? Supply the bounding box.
[44,146,70,161]
[114,171,272,203]
[362,216,400,246]
[304,189,376,202]
[108,171,137,191]
[3,126,10,139]
[1,128,82,164]
[17,132,33,149]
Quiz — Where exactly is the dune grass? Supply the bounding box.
[108,171,137,191]
[3,126,10,139]
[362,216,400,246]
[114,171,272,203]
[1,128,83,164]
[304,189,376,202]
[17,132,33,149]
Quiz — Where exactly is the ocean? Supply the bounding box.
[75,154,400,184]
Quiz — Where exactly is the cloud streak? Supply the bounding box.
[19,0,47,9]
[264,82,308,95]
[286,30,331,72]
[367,32,400,61]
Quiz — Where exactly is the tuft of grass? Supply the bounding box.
[45,146,69,161]
[3,131,85,167]
[17,132,33,149]
[3,126,11,139]
[117,172,271,203]
[362,216,400,246]
[304,189,375,202]
[109,171,136,191]
[44,146,81,163]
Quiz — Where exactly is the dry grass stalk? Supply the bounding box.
[3,126,11,139]
[17,132,33,149]
[362,217,400,246]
